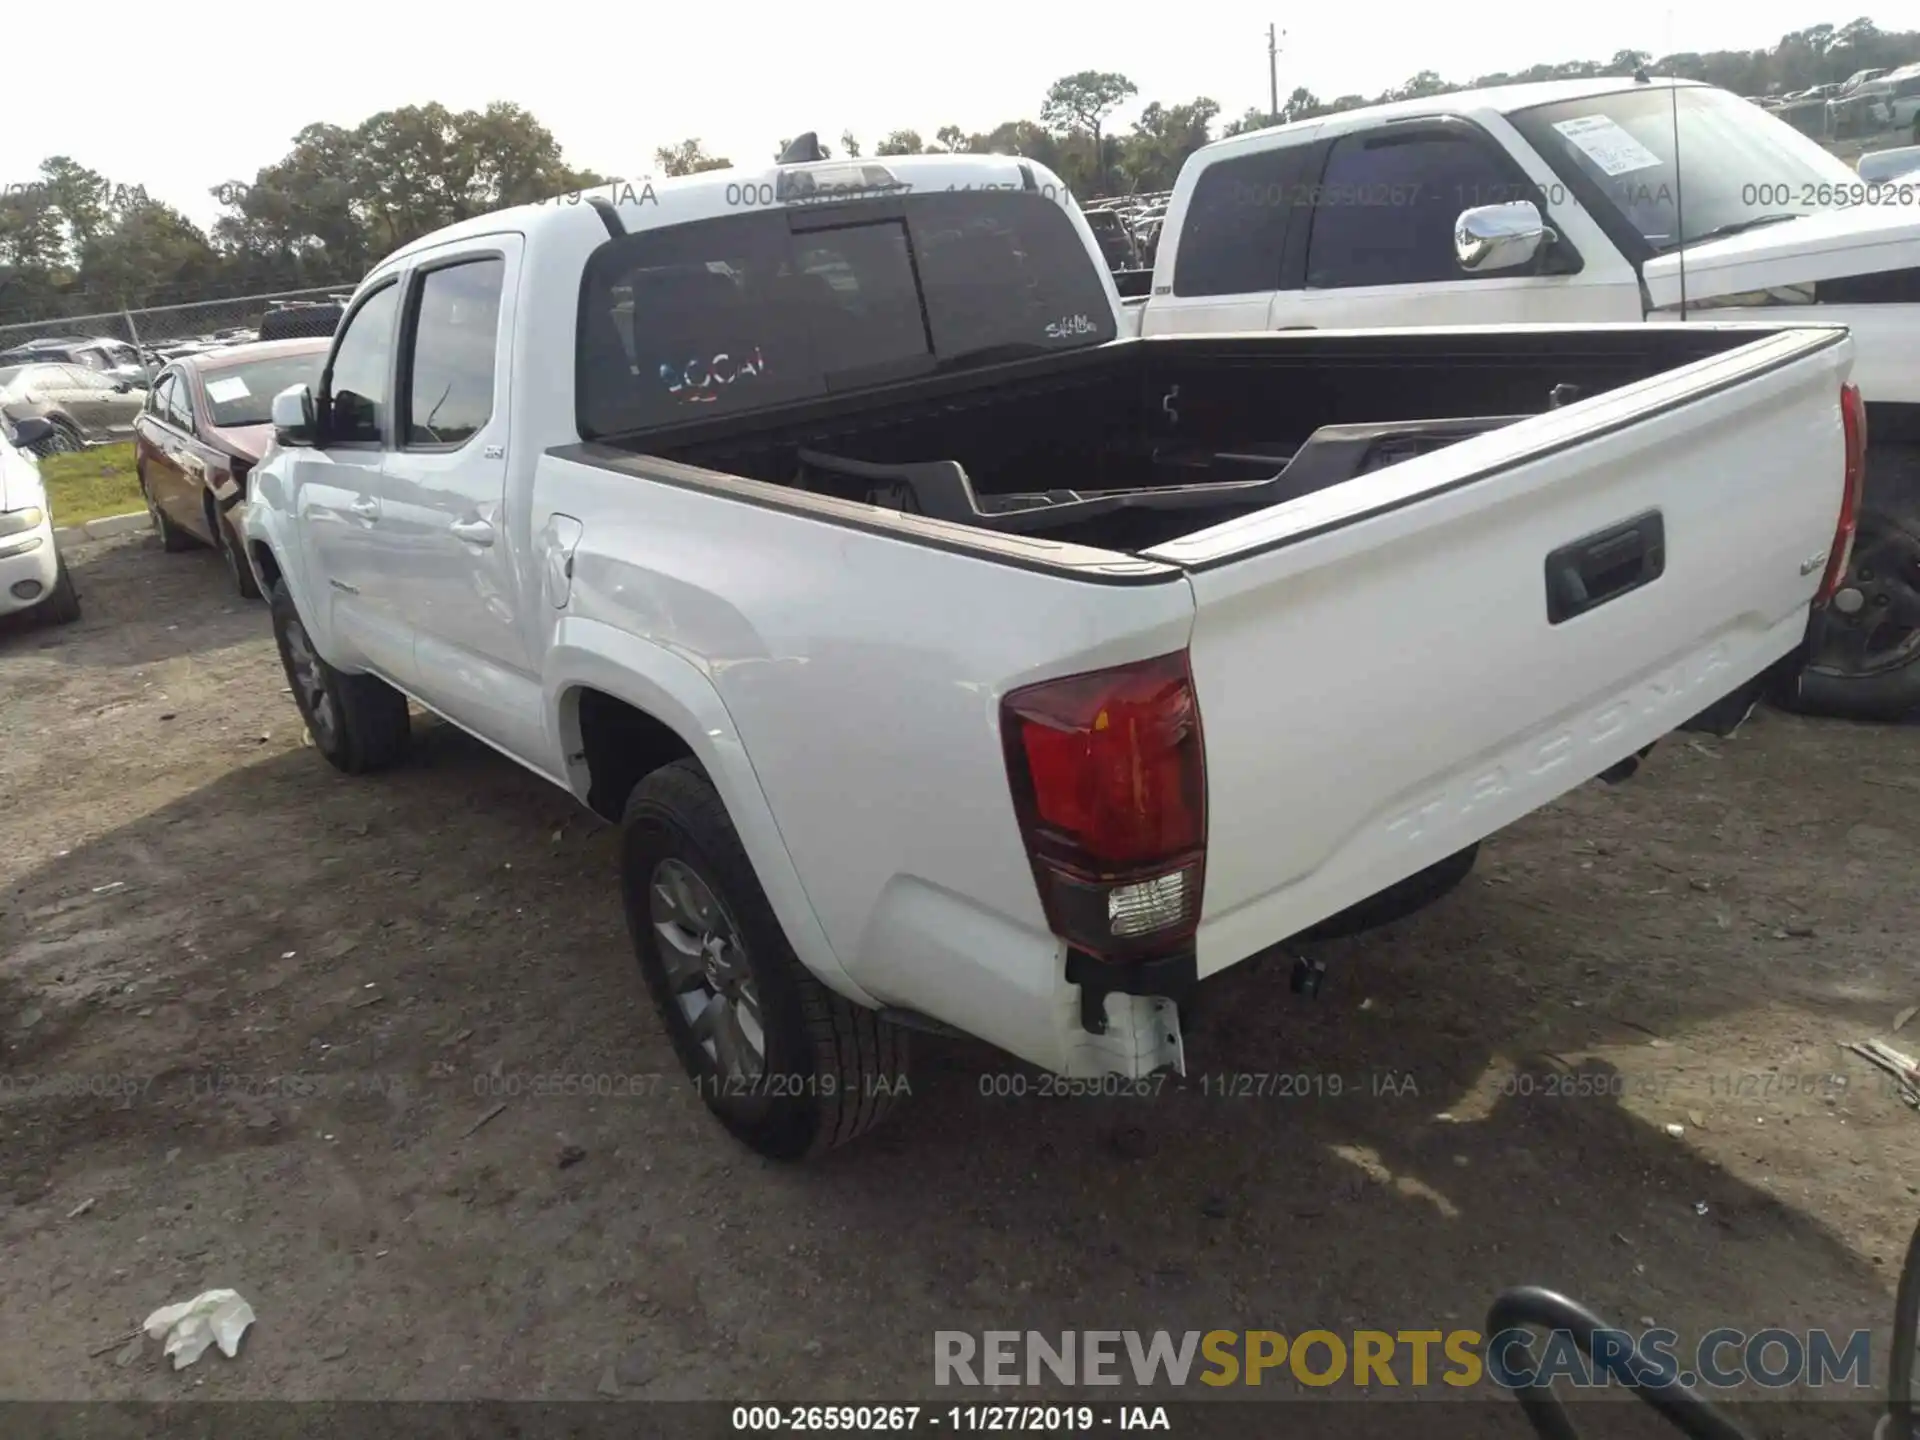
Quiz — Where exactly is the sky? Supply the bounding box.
[3,1,1887,234]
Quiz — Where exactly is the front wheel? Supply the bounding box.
[267,578,410,773]
[620,758,910,1160]
[38,555,81,625]
[215,508,261,599]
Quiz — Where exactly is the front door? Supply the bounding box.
[295,278,417,688]
[1270,122,1641,331]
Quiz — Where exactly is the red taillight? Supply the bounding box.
[1818,383,1867,606]
[1000,652,1207,962]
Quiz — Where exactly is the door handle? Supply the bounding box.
[349,497,380,520]
[1545,510,1665,624]
[450,517,495,547]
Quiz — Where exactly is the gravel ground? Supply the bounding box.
[1,533,1916,1423]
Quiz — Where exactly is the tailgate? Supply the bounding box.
[1140,326,1852,976]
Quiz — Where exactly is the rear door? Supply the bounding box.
[1138,132,1321,336]
[382,240,543,759]
[1141,325,1853,976]
[141,372,197,530]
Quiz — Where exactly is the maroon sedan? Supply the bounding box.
[133,338,329,598]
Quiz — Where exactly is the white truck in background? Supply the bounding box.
[1125,76,1920,719]
[242,151,1861,1160]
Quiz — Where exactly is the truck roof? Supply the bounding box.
[1195,75,1709,162]
[374,152,1060,274]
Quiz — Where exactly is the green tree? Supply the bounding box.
[1040,71,1138,195]
[655,139,732,176]
[875,130,925,155]
[840,131,863,158]
[1380,70,1455,102]
[933,125,970,153]
[1281,87,1322,122]
[76,201,220,309]
[1116,98,1219,192]
[1220,105,1275,137]
[211,103,603,283]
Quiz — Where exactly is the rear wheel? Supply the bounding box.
[140,466,196,553]
[31,419,82,459]
[620,759,910,1160]
[268,578,410,773]
[1890,1216,1920,1437]
[1786,448,1920,722]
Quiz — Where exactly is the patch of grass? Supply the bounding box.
[38,443,144,527]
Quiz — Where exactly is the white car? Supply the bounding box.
[243,153,1856,1160]
[0,417,81,624]
[1128,76,1920,719]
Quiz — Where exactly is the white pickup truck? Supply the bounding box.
[1127,75,1920,719]
[242,151,1862,1160]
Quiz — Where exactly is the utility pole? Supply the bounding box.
[1268,24,1282,124]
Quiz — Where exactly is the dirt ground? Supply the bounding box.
[2,533,1917,1417]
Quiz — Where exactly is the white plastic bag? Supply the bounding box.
[142,1289,255,1369]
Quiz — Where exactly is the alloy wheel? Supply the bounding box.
[649,858,766,1081]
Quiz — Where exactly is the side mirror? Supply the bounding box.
[8,416,55,451]
[1454,201,1555,274]
[272,383,318,447]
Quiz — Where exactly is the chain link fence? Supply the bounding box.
[0,284,355,368]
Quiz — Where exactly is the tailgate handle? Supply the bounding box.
[1545,510,1664,624]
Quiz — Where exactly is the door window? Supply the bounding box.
[401,257,505,448]
[1305,129,1527,288]
[166,375,195,430]
[325,281,400,445]
[1173,143,1316,297]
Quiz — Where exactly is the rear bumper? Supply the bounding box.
[0,523,61,617]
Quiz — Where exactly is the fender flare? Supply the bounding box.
[239,487,328,650]
[545,617,875,1008]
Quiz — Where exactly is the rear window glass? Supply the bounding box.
[199,353,326,428]
[577,190,1116,438]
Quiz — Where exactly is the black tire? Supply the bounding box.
[1302,844,1480,941]
[31,418,83,460]
[1891,1216,1920,1436]
[214,506,261,599]
[37,555,81,625]
[267,578,410,773]
[620,758,910,1160]
[139,465,196,553]
[1785,445,1920,723]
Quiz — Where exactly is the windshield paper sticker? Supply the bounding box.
[1552,115,1665,177]
[204,377,251,403]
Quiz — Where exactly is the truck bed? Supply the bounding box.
[547,318,1852,1035]
[604,325,1805,555]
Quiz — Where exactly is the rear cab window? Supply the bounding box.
[1173,143,1317,297]
[576,190,1116,439]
